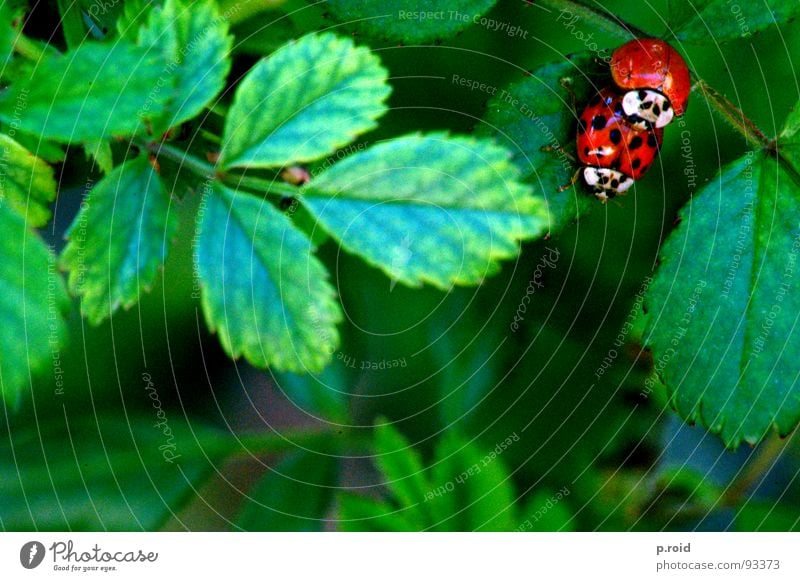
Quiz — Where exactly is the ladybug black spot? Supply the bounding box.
[629,136,643,150]
[638,90,647,100]
[664,101,672,111]
[653,104,661,116]
[591,115,607,130]
[584,147,590,156]
[609,129,622,145]
[647,133,658,148]
[601,175,610,184]
[631,158,641,169]
[611,179,619,189]
[614,103,623,115]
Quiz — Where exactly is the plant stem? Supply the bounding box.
[14,34,47,61]
[722,433,789,507]
[137,138,218,179]
[694,79,772,150]
[134,137,302,198]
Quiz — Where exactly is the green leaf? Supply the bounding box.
[323,0,499,43]
[0,40,169,142]
[644,153,800,446]
[0,411,237,530]
[373,420,431,528]
[778,99,800,174]
[735,501,800,531]
[301,133,549,289]
[136,0,232,134]
[236,451,337,531]
[669,0,800,42]
[85,139,114,174]
[219,32,390,169]
[426,432,517,531]
[518,488,575,532]
[195,184,341,372]
[0,133,57,227]
[0,202,69,408]
[337,494,417,531]
[481,54,595,235]
[60,156,177,324]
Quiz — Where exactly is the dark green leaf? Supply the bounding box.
[0,411,235,530]
[669,0,800,42]
[481,54,594,235]
[323,0,498,42]
[0,133,57,227]
[61,156,178,324]
[644,153,800,446]
[236,451,337,531]
[136,0,232,134]
[0,202,69,408]
[220,32,390,169]
[517,488,575,532]
[195,184,341,372]
[0,41,169,142]
[302,133,548,289]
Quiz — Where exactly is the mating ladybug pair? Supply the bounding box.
[575,39,691,201]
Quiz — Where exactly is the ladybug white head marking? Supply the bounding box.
[583,167,635,201]
[622,89,674,129]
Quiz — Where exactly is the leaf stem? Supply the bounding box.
[694,79,772,150]
[134,137,302,199]
[14,34,47,61]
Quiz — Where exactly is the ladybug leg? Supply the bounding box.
[557,168,582,192]
[540,144,576,162]
[559,77,578,110]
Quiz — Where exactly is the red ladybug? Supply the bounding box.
[576,87,663,201]
[610,38,691,125]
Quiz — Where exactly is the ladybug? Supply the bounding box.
[610,38,691,126]
[576,87,663,201]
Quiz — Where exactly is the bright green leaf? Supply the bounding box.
[220,32,390,169]
[644,153,800,447]
[236,451,337,531]
[323,0,498,42]
[0,203,69,408]
[84,139,114,174]
[373,420,431,528]
[301,133,549,289]
[61,156,177,324]
[337,494,417,532]
[0,40,168,142]
[0,133,57,227]
[136,0,232,134]
[195,184,341,372]
[670,0,800,42]
[427,432,517,531]
[481,55,595,235]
